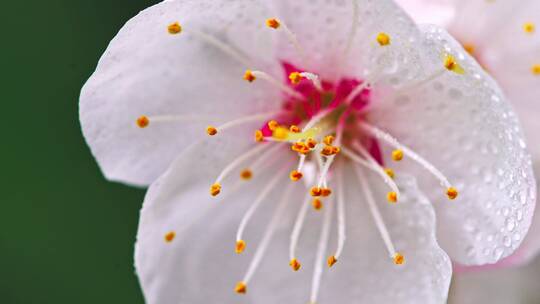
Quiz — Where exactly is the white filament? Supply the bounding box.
[341,146,401,198]
[354,166,397,258]
[251,70,305,99]
[236,167,287,242]
[276,19,308,64]
[343,0,360,56]
[300,72,323,91]
[310,196,334,304]
[243,182,294,283]
[217,111,285,133]
[190,29,252,68]
[215,144,268,184]
[358,122,452,188]
[289,193,312,261]
[334,167,347,259]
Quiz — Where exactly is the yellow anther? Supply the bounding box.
[243,70,256,82]
[321,145,340,156]
[206,125,218,136]
[289,72,303,85]
[289,258,301,271]
[240,169,252,180]
[136,115,150,128]
[532,64,540,75]
[391,149,404,161]
[376,32,391,46]
[310,187,323,197]
[463,43,475,55]
[210,183,221,197]
[167,22,182,34]
[393,253,405,265]
[446,187,459,200]
[273,126,289,140]
[291,142,310,154]
[321,188,332,197]
[235,240,246,254]
[323,135,335,146]
[327,255,337,267]
[290,170,303,181]
[266,18,281,29]
[387,191,398,203]
[523,22,535,34]
[254,130,264,142]
[164,231,175,243]
[306,138,317,149]
[312,198,323,210]
[444,54,465,74]
[267,120,279,131]
[289,125,301,133]
[235,281,247,294]
[384,168,395,179]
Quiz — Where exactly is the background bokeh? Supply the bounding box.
[1,1,539,303]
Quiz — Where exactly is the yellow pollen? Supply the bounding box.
[387,191,398,203]
[235,281,247,294]
[312,198,323,210]
[206,125,218,136]
[267,120,279,131]
[136,115,150,128]
[327,255,337,267]
[393,253,405,265]
[243,70,256,82]
[391,149,404,161]
[384,168,395,179]
[446,187,459,200]
[321,188,332,197]
[310,187,323,197]
[240,169,252,180]
[306,138,317,149]
[323,135,335,145]
[254,130,264,142]
[164,231,175,243]
[290,170,303,181]
[289,125,301,133]
[523,22,535,34]
[376,32,391,46]
[321,145,340,156]
[444,54,465,74]
[167,22,182,34]
[235,240,246,254]
[272,126,289,140]
[210,183,221,197]
[532,64,540,75]
[463,43,475,55]
[266,18,281,29]
[289,72,303,85]
[292,142,310,155]
[289,259,301,271]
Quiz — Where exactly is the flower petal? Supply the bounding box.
[369,25,537,265]
[135,136,451,303]
[80,0,282,186]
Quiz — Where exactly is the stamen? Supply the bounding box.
[354,166,401,262]
[167,22,182,34]
[136,115,150,128]
[444,53,465,74]
[391,149,404,161]
[206,126,218,136]
[300,72,324,91]
[310,195,334,304]
[210,183,221,197]
[523,22,535,34]
[290,170,303,181]
[290,125,301,133]
[289,194,311,265]
[343,0,360,55]
[384,168,395,179]
[164,231,176,243]
[289,258,302,271]
[235,240,246,254]
[310,187,323,197]
[393,252,405,265]
[240,169,252,181]
[136,114,215,127]
[343,144,401,203]
[212,111,284,135]
[359,122,457,200]
[312,198,323,210]
[532,64,540,75]
[254,130,264,142]
[214,144,268,188]
[329,167,346,266]
[189,29,252,67]
[344,80,371,105]
[235,168,286,248]
[248,70,305,99]
[376,32,391,46]
[323,135,335,146]
[239,182,293,290]
[265,17,307,63]
[234,281,247,294]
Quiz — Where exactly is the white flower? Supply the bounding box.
[80,0,536,303]
[396,0,540,268]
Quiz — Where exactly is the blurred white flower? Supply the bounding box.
[80,0,536,303]
[397,0,540,268]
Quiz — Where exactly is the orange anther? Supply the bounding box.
[136,115,149,128]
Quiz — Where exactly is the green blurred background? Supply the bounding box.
[2,1,540,303]
[1,1,159,302]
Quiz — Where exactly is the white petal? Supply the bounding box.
[80,0,282,186]
[369,25,537,265]
[135,136,451,303]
